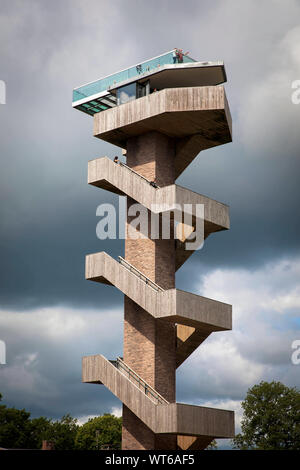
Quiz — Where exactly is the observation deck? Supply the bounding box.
[72,50,227,116]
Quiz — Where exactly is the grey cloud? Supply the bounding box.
[0,0,300,423]
[1,0,300,310]
[0,307,123,418]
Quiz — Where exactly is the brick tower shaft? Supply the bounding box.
[123,132,177,449]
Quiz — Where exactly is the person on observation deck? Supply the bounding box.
[172,48,178,63]
[150,178,158,188]
[177,49,190,63]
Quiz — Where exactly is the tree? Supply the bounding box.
[0,401,33,449]
[75,414,122,450]
[0,393,121,450]
[29,416,52,449]
[0,394,78,450]
[233,381,300,450]
[44,414,79,450]
[206,439,217,449]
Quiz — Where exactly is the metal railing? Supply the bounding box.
[118,256,164,292]
[119,161,160,188]
[110,357,169,405]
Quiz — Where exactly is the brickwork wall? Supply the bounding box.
[122,131,177,450]
[122,407,155,450]
[126,131,175,187]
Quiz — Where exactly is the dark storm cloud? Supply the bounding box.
[0,0,300,310]
[1,0,300,423]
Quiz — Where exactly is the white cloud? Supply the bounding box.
[0,305,123,416]
[76,414,98,425]
[177,255,300,433]
[0,306,122,350]
[200,257,300,318]
[110,406,122,418]
[76,406,121,425]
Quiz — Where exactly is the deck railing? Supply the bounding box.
[118,256,163,292]
[110,357,169,405]
[119,161,160,188]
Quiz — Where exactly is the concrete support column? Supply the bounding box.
[122,131,177,450]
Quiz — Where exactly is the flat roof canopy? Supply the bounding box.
[109,62,226,92]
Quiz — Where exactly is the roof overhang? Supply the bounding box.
[109,61,227,92]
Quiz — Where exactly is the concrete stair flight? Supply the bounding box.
[82,354,234,447]
[88,156,229,270]
[87,156,231,368]
[86,251,232,368]
[86,251,231,331]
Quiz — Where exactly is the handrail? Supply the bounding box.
[119,161,160,188]
[111,357,169,405]
[118,256,164,292]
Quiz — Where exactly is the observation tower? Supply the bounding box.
[73,50,234,450]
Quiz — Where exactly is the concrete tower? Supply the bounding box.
[73,50,234,450]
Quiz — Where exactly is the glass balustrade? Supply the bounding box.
[73,50,196,105]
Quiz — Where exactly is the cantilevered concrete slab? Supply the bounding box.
[88,156,229,234]
[93,86,232,178]
[108,62,227,96]
[86,251,232,332]
[82,354,234,441]
[88,156,229,270]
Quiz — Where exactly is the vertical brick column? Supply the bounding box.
[122,131,177,450]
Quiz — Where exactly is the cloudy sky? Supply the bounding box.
[0,0,300,445]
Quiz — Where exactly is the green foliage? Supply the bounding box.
[75,414,122,450]
[29,416,52,448]
[0,402,33,449]
[206,439,217,449]
[233,381,300,450]
[0,394,120,450]
[0,402,78,450]
[43,414,79,450]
